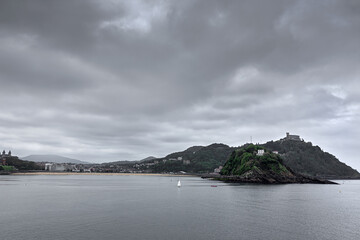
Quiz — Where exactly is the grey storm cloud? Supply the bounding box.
[0,0,359,170]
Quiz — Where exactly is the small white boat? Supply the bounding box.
[177,179,181,187]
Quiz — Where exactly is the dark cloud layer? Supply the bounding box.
[0,0,359,170]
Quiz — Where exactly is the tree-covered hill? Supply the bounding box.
[262,140,360,179]
[221,144,287,176]
[105,137,360,178]
[2,156,42,171]
[150,143,235,173]
[151,139,360,178]
[218,144,335,184]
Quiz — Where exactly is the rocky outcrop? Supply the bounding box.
[213,171,336,184]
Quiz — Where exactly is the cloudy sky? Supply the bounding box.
[0,0,359,169]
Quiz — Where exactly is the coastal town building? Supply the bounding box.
[1,150,12,165]
[2,150,11,157]
[44,163,52,171]
[44,163,66,171]
[214,166,223,173]
[44,163,82,172]
[183,160,191,165]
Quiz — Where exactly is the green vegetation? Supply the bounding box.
[148,143,234,173]
[3,156,42,171]
[262,140,360,178]
[221,144,289,176]
[217,143,338,184]
[106,138,360,178]
[0,165,15,172]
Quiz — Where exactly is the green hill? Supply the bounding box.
[219,144,335,184]
[221,144,287,176]
[152,139,360,178]
[150,143,235,173]
[2,156,42,171]
[106,137,360,178]
[262,140,360,179]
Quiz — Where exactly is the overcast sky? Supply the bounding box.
[0,0,359,169]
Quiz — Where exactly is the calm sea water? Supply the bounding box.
[0,175,359,240]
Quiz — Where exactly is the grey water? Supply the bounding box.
[0,175,359,240]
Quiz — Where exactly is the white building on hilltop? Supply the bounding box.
[257,149,265,156]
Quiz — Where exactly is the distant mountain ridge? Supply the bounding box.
[140,156,157,162]
[21,155,89,164]
[102,156,157,165]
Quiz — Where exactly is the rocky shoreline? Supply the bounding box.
[201,173,338,184]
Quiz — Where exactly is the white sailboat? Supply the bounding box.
[177,179,181,187]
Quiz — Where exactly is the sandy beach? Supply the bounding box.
[12,172,195,177]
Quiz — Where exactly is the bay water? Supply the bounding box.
[0,175,359,240]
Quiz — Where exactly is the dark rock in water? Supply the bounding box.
[216,144,337,184]
[212,172,337,184]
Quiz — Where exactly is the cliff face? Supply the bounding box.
[262,140,360,179]
[219,144,336,184]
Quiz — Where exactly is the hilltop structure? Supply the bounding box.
[283,132,301,141]
[1,150,12,165]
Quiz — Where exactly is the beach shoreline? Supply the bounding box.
[12,172,196,177]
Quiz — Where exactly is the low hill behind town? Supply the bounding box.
[146,143,235,173]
